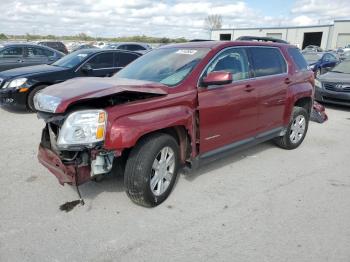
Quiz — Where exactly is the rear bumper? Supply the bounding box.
[38,145,91,185]
[315,88,350,106]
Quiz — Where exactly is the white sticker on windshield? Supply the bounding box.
[77,54,88,58]
[176,49,197,55]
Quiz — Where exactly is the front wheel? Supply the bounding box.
[274,106,309,150]
[124,133,179,207]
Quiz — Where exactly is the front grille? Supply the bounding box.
[324,82,350,93]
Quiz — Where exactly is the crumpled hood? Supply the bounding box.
[39,77,168,113]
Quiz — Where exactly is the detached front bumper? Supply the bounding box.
[38,145,91,185]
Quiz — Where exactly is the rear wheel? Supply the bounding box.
[27,85,48,112]
[124,133,179,207]
[274,106,309,150]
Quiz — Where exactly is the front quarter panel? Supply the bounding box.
[104,105,195,151]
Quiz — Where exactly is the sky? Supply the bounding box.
[0,0,349,39]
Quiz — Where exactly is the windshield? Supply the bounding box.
[115,47,210,86]
[331,61,350,74]
[303,53,322,63]
[52,50,94,68]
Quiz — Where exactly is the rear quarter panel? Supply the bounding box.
[283,71,314,126]
[279,46,314,126]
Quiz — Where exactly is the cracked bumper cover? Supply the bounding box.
[38,145,91,186]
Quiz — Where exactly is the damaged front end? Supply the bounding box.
[37,110,116,186]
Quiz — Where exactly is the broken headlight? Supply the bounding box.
[57,110,107,149]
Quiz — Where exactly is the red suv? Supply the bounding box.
[34,41,314,207]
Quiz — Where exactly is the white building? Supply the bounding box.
[211,19,350,50]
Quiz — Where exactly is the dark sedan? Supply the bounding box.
[0,49,141,111]
[0,43,64,72]
[315,60,350,106]
[303,52,339,77]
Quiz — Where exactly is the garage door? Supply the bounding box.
[336,34,350,48]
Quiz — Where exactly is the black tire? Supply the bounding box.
[124,133,179,207]
[274,106,309,150]
[27,85,48,112]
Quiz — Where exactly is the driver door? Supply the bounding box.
[197,47,258,154]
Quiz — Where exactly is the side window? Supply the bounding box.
[288,48,308,71]
[329,54,337,62]
[117,45,127,50]
[249,47,287,77]
[204,48,250,81]
[26,47,54,58]
[117,52,139,67]
[41,48,55,57]
[86,53,114,69]
[323,54,330,61]
[0,47,23,57]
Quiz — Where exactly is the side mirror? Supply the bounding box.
[202,71,233,87]
[81,64,93,74]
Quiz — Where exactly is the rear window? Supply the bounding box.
[288,48,308,71]
[249,47,287,77]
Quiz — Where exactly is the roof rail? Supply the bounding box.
[236,36,289,44]
[189,39,213,42]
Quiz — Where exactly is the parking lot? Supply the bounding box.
[0,105,349,262]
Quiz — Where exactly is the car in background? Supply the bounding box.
[302,45,323,53]
[343,50,350,60]
[104,42,151,53]
[315,60,350,106]
[303,52,339,77]
[0,43,64,72]
[38,41,69,54]
[71,44,97,52]
[0,49,141,111]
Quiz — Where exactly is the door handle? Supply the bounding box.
[17,59,24,63]
[284,78,292,84]
[244,84,254,92]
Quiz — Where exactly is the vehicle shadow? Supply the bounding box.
[323,103,350,112]
[76,172,125,200]
[75,141,276,201]
[184,141,276,182]
[0,105,32,114]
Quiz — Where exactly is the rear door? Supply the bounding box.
[198,47,258,153]
[246,47,289,133]
[0,46,25,71]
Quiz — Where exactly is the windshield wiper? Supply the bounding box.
[331,70,344,73]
